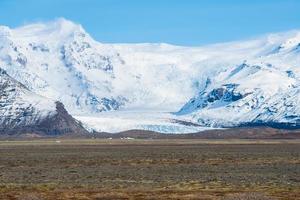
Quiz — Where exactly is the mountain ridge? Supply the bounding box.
[1,18,300,133]
[0,67,88,136]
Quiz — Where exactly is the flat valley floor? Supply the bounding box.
[0,139,299,200]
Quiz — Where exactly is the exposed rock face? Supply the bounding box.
[0,68,88,136]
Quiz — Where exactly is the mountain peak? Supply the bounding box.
[11,18,86,40]
[265,30,300,50]
[0,26,11,37]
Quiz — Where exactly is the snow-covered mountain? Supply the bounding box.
[1,18,300,133]
[0,19,127,114]
[0,68,87,135]
[177,33,300,128]
[0,68,56,128]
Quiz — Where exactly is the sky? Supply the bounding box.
[0,0,299,46]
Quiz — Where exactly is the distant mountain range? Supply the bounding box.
[1,18,300,136]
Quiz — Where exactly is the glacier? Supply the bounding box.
[1,18,300,133]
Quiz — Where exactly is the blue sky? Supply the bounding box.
[0,0,299,46]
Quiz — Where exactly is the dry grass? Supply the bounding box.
[0,139,299,199]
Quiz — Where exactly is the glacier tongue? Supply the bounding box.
[74,111,214,134]
[1,18,300,133]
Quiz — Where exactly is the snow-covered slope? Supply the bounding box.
[0,68,56,129]
[0,68,87,135]
[1,18,300,133]
[177,33,300,128]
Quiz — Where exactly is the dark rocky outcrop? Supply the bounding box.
[0,68,88,137]
[0,102,89,137]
